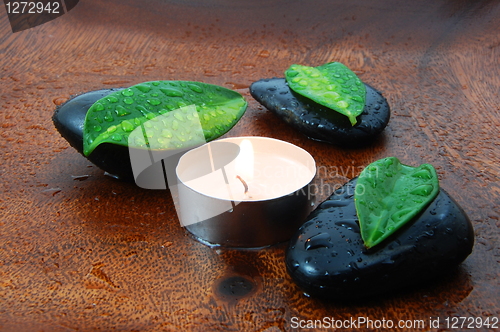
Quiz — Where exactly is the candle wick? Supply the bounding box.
[236,175,249,194]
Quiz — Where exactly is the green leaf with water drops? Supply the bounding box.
[83,81,247,156]
[285,62,365,126]
[354,157,439,248]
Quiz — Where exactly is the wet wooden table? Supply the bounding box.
[1,0,499,331]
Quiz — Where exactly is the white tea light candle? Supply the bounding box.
[175,136,316,247]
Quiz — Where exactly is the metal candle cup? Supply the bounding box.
[175,137,316,248]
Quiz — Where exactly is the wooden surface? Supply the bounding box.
[1,0,499,331]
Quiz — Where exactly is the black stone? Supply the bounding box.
[250,78,390,146]
[285,178,474,300]
[52,89,135,180]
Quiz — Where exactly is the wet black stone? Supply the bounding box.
[285,178,474,301]
[250,78,390,146]
[52,89,135,180]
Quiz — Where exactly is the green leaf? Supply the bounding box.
[83,81,247,156]
[284,62,365,126]
[354,157,439,248]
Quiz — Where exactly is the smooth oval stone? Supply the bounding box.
[52,89,135,180]
[250,78,390,146]
[285,178,474,300]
